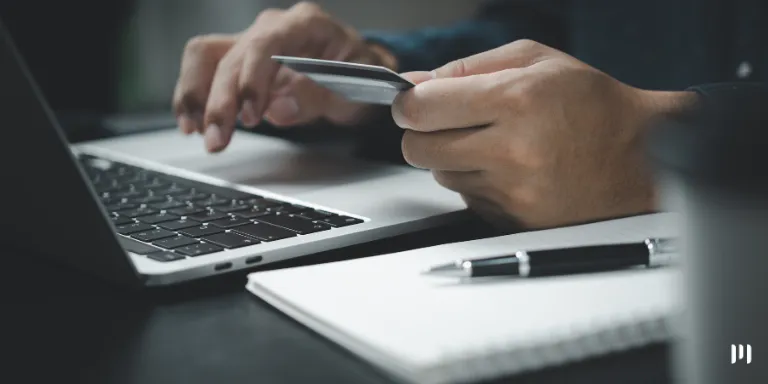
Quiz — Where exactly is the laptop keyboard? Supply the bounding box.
[78,154,364,262]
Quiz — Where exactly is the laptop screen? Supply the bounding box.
[0,3,130,133]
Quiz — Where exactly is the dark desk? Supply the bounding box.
[10,220,671,384]
[11,124,672,384]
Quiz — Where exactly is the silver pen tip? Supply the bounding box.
[421,260,471,277]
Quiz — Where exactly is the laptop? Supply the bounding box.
[0,21,466,287]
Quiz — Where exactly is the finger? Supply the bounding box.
[240,66,293,127]
[176,112,203,135]
[432,39,551,79]
[461,194,521,230]
[203,43,245,152]
[264,73,338,127]
[392,73,503,132]
[237,3,348,122]
[431,170,489,196]
[401,126,492,171]
[173,34,236,134]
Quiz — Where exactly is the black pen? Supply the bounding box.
[421,238,677,278]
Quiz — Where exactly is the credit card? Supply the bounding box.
[272,55,414,105]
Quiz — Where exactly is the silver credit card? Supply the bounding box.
[272,55,414,105]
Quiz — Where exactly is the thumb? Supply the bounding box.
[399,71,434,85]
[432,39,551,79]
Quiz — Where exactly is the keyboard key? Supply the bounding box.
[136,212,179,224]
[131,228,177,242]
[251,199,283,210]
[153,235,200,249]
[296,209,335,221]
[215,202,250,213]
[156,172,256,199]
[111,189,143,199]
[168,206,205,216]
[178,225,224,238]
[96,184,124,195]
[321,215,364,227]
[209,216,252,228]
[233,207,272,219]
[243,197,265,205]
[233,223,297,242]
[101,196,124,205]
[117,207,158,218]
[152,185,189,196]
[115,222,155,235]
[266,204,307,214]
[157,219,198,231]
[137,171,159,181]
[175,242,223,257]
[106,202,138,212]
[257,214,332,235]
[147,251,186,262]
[129,195,167,204]
[176,191,209,201]
[150,200,187,210]
[218,190,260,200]
[118,236,162,255]
[116,175,143,185]
[139,179,170,190]
[203,232,259,249]
[187,210,229,222]
[110,216,134,226]
[195,196,231,207]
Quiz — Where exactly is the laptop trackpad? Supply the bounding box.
[80,129,405,197]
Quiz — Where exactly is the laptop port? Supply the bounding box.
[245,256,263,265]
[214,262,232,271]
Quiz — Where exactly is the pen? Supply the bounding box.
[421,238,677,278]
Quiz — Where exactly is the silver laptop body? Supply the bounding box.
[0,20,466,287]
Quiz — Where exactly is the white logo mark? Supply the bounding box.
[731,344,752,364]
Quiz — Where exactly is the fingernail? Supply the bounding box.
[391,106,411,129]
[190,112,203,133]
[240,100,259,127]
[268,97,299,123]
[178,115,194,134]
[204,124,223,152]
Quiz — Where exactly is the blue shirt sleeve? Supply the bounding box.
[363,0,567,72]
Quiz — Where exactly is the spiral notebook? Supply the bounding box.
[246,213,680,384]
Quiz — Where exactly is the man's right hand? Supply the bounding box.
[173,2,397,152]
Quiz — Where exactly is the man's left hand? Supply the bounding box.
[392,40,697,229]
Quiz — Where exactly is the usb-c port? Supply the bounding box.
[214,262,232,271]
[245,256,263,265]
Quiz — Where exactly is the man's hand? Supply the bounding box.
[173,2,397,152]
[392,39,698,229]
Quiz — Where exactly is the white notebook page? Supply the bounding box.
[247,213,680,384]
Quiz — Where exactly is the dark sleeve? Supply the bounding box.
[354,0,567,164]
[363,0,567,72]
[686,83,768,115]
[649,82,768,190]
